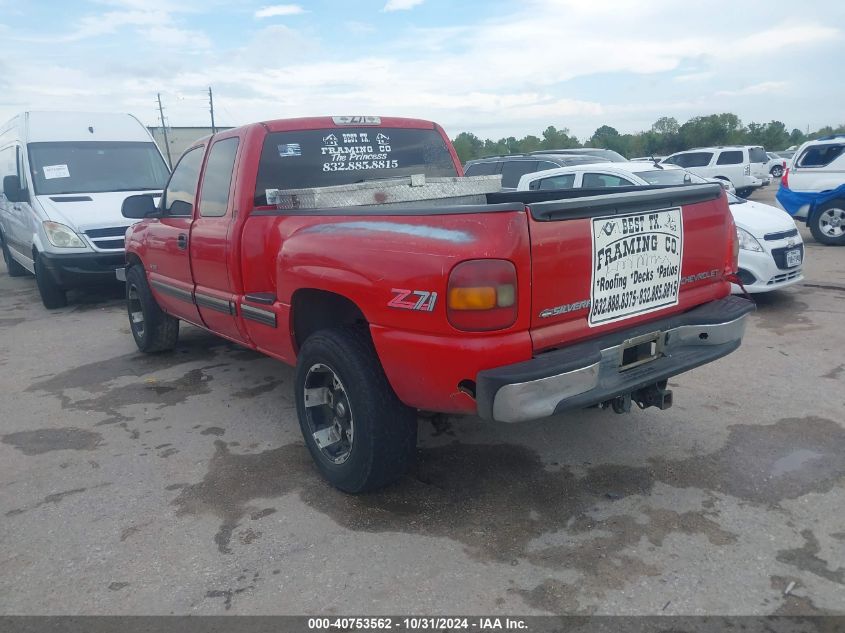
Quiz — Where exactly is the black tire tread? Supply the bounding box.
[295,325,417,493]
[34,254,67,309]
[126,265,179,352]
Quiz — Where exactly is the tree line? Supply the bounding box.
[451,113,845,163]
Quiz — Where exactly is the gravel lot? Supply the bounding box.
[1,187,843,616]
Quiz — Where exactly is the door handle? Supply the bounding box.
[177,233,188,250]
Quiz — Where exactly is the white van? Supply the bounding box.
[0,111,170,308]
[662,145,770,197]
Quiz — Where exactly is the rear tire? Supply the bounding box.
[294,326,417,493]
[736,187,753,198]
[125,264,179,352]
[809,199,845,246]
[0,231,27,277]
[34,254,67,309]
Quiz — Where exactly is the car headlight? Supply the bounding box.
[43,221,86,248]
[736,227,764,252]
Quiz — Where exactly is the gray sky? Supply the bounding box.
[0,0,841,140]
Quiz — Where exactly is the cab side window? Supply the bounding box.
[530,173,576,190]
[198,138,239,218]
[582,173,634,188]
[464,161,500,176]
[162,146,204,216]
[500,161,538,188]
[716,150,743,165]
[672,152,713,168]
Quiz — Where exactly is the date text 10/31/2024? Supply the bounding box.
[307,617,529,630]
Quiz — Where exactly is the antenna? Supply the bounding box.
[157,92,173,169]
[208,86,217,134]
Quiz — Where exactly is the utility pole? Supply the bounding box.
[208,86,217,134]
[157,92,173,169]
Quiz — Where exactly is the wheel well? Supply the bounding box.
[291,289,367,349]
[126,252,142,269]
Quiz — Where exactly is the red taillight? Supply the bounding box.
[447,259,517,331]
[781,167,789,188]
[725,214,739,276]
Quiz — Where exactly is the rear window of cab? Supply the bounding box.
[254,127,458,206]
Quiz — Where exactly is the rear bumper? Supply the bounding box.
[476,296,755,423]
[38,251,125,288]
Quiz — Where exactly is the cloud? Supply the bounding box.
[1,1,843,139]
[716,81,788,97]
[383,0,424,12]
[254,4,306,18]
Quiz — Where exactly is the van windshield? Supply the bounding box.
[28,141,170,195]
[254,127,458,206]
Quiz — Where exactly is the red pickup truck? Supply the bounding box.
[119,116,753,492]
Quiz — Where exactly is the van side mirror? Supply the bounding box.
[2,175,27,203]
[121,194,159,219]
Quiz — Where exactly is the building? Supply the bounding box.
[147,126,233,168]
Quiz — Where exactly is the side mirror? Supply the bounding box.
[121,194,158,219]
[2,175,27,203]
[167,200,193,217]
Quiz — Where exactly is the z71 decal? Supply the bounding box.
[388,288,438,312]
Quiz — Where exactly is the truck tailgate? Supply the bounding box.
[527,184,733,352]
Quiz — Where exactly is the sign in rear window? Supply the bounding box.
[589,208,684,327]
[254,128,458,206]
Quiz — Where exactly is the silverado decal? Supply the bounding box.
[388,288,438,312]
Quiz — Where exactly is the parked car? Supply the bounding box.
[774,150,796,160]
[725,193,804,293]
[515,160,734,194]
[776,135,845,245]
[662,145,770,197]
[766,152,787,178]
[528,148,628,162]
[464,153,602,190]
[118,115,752,492]
[517,162,803,294]
[0,111,170,308]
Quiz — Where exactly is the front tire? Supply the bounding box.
[770,165,784,178]
[736,187,753,198]
[295,326,417,493]
[125,265,179,352]
[34,254,67,309]
[0,232,27,277]
[809,200,845,246]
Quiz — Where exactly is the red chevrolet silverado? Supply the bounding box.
[119,116,753,492]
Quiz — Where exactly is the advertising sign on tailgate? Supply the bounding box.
[589,208,684,326]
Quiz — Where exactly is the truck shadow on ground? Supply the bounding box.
[170,415,845,612]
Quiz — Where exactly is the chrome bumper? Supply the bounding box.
[476,296,754,423]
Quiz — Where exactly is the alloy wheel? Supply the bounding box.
[302,363,354,464]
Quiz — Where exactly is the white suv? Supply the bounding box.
[662,146,770,197]
[778,136,845,244]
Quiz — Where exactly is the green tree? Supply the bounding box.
[451,132,484,163]
[540,126,581,149]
